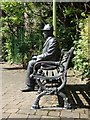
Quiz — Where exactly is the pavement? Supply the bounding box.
[0,62,90,120]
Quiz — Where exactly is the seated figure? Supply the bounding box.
[21,24,60,92]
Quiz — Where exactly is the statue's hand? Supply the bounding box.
[36,57,41,61]
[36,55,43,61]
[32,56,37,60]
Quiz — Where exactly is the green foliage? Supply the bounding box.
[1,2,90,78]
[73,17,89,78]
[1,2,43,66]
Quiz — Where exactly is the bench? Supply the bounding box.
[31,47,74,109]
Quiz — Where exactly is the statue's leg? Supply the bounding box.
[25,60,36,88]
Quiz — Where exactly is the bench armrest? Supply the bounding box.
[33,61,60,72]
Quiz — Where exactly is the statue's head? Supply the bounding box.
[42,24,53,39]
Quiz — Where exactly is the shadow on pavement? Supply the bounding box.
[64,84,90,109]
[1,67,24,70]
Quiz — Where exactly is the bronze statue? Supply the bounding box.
[21,24,60,92]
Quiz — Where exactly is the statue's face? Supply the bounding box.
[43,30,50,39]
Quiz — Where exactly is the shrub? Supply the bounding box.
[73,16,90,79]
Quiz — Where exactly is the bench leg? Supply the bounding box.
[57,92,71,108]
[32,91,47,109]
[36,79,45,93]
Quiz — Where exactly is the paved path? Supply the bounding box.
[1,62,90,120]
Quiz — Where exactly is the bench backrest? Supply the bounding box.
[60,47,74,73]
